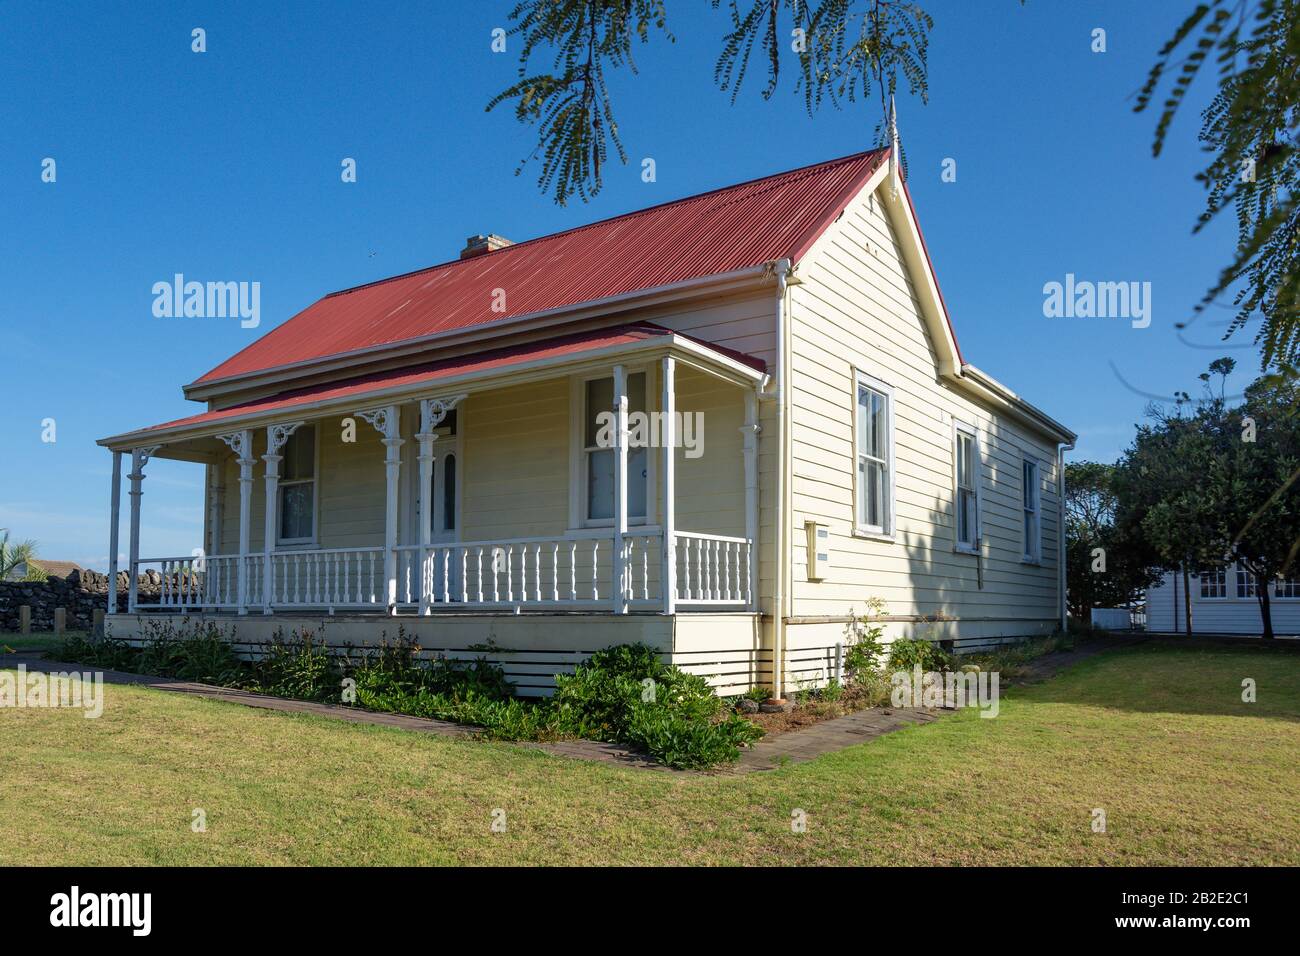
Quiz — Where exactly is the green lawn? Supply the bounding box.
[0,630,75,652]
[2,642,1297,865]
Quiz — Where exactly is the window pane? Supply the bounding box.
[958,490,975,545]
[628,372,647,416]
[857,387,870,454]
[585,374,646,448]
[629,446,647,518]
[280,482,313,540]
[857,458,868,525]
[957,433,972,489]
[443,455,457,531]
[585,377,613,447]
[866,461,882,527]
[587,449,614,520]
[283,427,315,481]
[586,447,647,521]
[586,374,649,519]
[871,393,887,458]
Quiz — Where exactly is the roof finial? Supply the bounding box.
[888,94,901,188]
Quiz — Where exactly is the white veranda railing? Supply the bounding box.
[131,529,750,613]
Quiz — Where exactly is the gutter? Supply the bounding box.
[99,333,765,451]
[959,365,1076,445]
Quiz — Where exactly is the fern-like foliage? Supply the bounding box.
[1136,0,1299,371]
[488,1,936,205]
[713,0,931,143]
[486,0,673,207]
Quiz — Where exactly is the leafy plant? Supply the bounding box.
[887,635,951,673]
[0,531,46,582]
[843,598,888,681]
[245,627,339,701]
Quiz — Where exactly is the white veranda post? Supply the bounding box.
[742,387,760,611]
[661,356,676,614]
[106,449,122,620]
[612,365,629,614]
[126,444,159,613]
[217,430,255,614]
[357,405,403,613]
[415,396,463,615]
[262,421,304,613]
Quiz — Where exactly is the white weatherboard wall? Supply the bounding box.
[783,180,1062,662]
[1147,569,1300,636]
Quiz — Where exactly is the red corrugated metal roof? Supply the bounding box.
[144,323,761,436]
[195,149,890,385]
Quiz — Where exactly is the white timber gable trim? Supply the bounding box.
[792,161,1071,445]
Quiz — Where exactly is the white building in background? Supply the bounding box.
[1146,564,1300,636]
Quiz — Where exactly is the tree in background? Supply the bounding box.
[1113,358,1300,638]
[1136,0,1298,371]
[0,530,48,583]
[1112,361,1240,637]
[1063,461,1161,621]
[1213,372,1300,638]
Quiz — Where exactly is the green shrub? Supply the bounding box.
[843,598,888,682]
[626,704,763,769]
[550,642,662,739]
[54,633,140,671]
[887,636,952,673]
[245,628,339,701]
[132,620,243,685]
[550,643,762,769]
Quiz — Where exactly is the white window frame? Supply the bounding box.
[1235,565,1259,599]
[276,423,319,548]
[568,367,655,530]
[1198,568,1227,600]
[851,370,895,539]
[1274,573,1300,600]
[1021,457,1041,563]
[953,420,982,554]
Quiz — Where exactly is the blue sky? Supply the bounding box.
[0,1,1253,570]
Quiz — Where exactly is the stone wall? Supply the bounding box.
[0,570,162,632]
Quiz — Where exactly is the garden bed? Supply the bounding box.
[51,622,762,770]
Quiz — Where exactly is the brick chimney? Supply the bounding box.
[459,234,513,259]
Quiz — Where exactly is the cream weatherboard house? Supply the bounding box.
[99,145,1074,696]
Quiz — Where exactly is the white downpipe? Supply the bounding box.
[1057,441,1075,632]
[770,258,792,697]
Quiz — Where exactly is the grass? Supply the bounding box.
[0,630,78,652]
[2,641,1297,865]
